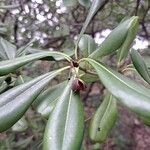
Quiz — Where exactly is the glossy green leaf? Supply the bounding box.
[0,51,71,76]
[12,116,28,132]
[84,58,150,118]
[80,73,99,83]
[130,48,150,84]
[63,0,77,7]
[43,78,84,150]
[89,17,135,60]
[79,34,96,57]
[27,47,74,61]
[0,67,69,132]
[77,0,107,44]
[14,75,32,86]
[0,37,16,60]
[53,50,74,61]
[78,0,91,7]
[33,81,67,119]
[117,17,139,63]
[89,93,117,142]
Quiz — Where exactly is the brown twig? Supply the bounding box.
[14,18,18,47]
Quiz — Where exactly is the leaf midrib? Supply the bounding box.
[61,90,73,149]
[0,73,51,108]
[95,94,112,136]
[99,95,113,127]
[0,67,67,108]
[87,58,150,99]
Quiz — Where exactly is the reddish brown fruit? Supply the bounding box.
[71,78,86,92]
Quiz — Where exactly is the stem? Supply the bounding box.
[0,4,20,9]
[78,58,87,64]
[74,24,86,60]
[74,44,78,60]
[55,66,71,76]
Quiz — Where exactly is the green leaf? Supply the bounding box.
[89,93,117,142]
[89,17,135,60]
[0,51,71,76]
[17,39,36,57]
[0,27,7,35]
[0,67,69,132]
[79,34,96,57]
[0,37,16,60]
[84,58,150,118]
[142,56,150,69]
[43,78,84,150]
[76,0,107,45]
[0,76,7,85]
[14,75,32,86]
[12,116,28,132]
[53,50,74,61]
[25,47,43,54]
[78,0,91,7]
[27,47,74,61]
[0,81,8,94]
[117,17,139,63]
[80,73,99,83]
[63,0,77,7]
[33,81,67,119]
[130,48,150,84]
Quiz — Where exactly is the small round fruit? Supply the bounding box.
[71,78,86,92]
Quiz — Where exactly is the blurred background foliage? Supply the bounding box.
[0,0,150,150]
[0,0,149,49]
